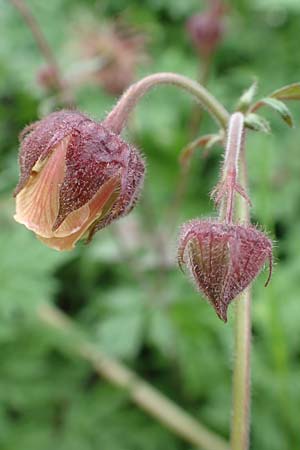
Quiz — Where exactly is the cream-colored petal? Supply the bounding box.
[86,174,120,221]
[37,228,85,251]
[53,205,89,237]
[38,176,120,251]
[53,173,120,240]
[14,138,89,238]
[14,139,66,237]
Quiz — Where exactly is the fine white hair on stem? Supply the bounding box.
[103,72,229,134]
[224,112,245,177]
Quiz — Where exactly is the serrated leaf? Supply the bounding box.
[259,97,294,127]
[269,82,300,100]
[245,113,271,133]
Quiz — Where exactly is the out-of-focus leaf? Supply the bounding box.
[258,97,294,127]
[0,222,71,315]
[93,288,146,359]
[269,82,300,101]
[236,80,258,112]
[244,113,271,133]
[147,308,176,356]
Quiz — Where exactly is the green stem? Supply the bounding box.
[38,303,230,450]
[188,54,212,138]
[103,72,229,134]
[230,149,251,450]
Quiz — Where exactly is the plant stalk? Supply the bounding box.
[38,303,230,450]
[10,0,74,106]
[103,72,229,134]
[188,54,212,138]
[230,147,251,450]
[10,0,62,87]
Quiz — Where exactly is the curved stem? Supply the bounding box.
[230,149,251,450]
[167,57,214,230]
[188,54,212,138]
[39,303,230,450]
[103,72,229,134]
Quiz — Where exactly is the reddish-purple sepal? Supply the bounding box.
[53,121,136,229]
[14,110,90,195]
[178,220,273,322]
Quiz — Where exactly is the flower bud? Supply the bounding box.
[14,110,145,251]
[178,220,272,322]
[37,65,60,92]
[186,0,226,58]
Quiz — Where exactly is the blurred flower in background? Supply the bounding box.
[72,19,149,95]
[37,65,61,92]
[186,0,227,59]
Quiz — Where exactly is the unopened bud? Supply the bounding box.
[14,110,145,251]
[37,65,60,91]
[186,0,226,57]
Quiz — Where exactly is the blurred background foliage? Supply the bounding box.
[0,0,300,449]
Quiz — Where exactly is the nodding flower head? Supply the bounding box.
[37,65,60,92]
[178,219,272,322]
[186,0,226,58]
[14,110,145,251]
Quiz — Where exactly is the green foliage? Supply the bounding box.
[1,0,300,449]
[257,97,294,127]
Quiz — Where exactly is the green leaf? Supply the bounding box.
[259,97,294,127]
[269,82,300,100]
[0,222,71,316]
[147,309,176,356]
[244,113,271,133]
[93,288,146,359]
[236,80,258,112]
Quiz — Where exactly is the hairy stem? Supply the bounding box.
[38,303,230,450]
[230,149,251,450]
[215,112,249,223]
[223,112,245,223]
[103,72,229,134]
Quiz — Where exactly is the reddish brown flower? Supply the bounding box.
[186,0,227,57]
[14,110,145,251]
[37,65,60,92]
[178,220,272,322]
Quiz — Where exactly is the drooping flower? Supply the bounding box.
[178,219,272,322]
[186,0,227,58]
[37,65,60,92]
[14,110,145,251]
